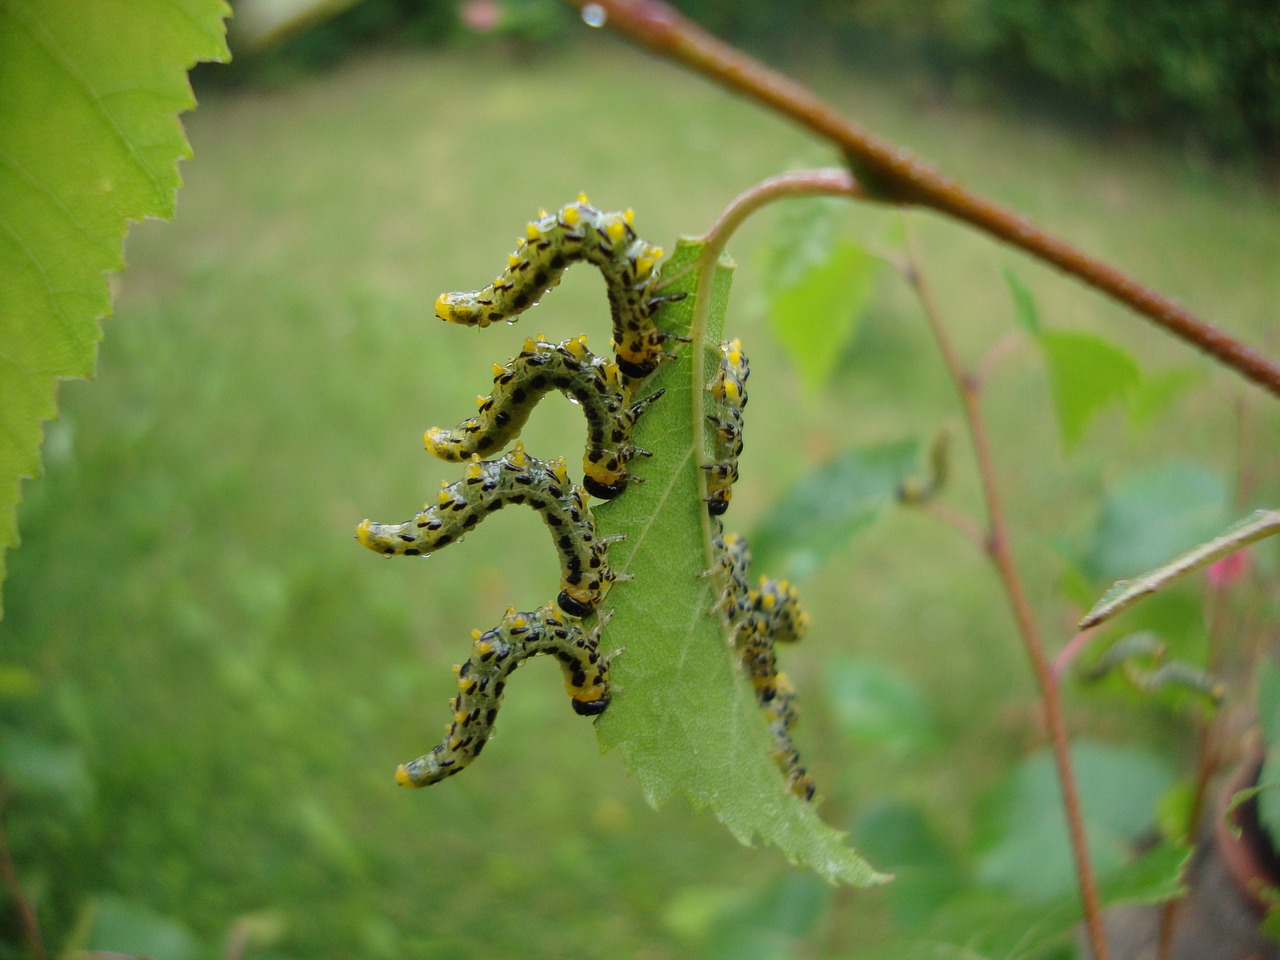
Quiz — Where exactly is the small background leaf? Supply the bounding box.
[1038,330,1142,449]
[1084,460,1230,582]
[749,439,920,579]
[1257,657,1280,847]
[974,741,1174,901]
[849,841,1187,960]
[1003,268,1040,335]
[0,0,230,614]
[761,199,879,389]
[595,239,880,885]
[823,655,938,756]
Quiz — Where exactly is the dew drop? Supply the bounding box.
[581,3,606,27]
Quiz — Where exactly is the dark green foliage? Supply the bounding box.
[682,0,1280,154]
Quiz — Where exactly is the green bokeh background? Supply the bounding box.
[3,18,1279,959]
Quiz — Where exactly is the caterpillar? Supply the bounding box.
[709,521,815,800]
[356,443,619,618]
[703,338,749,517]
[434,196,683,380]
[396,604,611,787]
[424,334,663,501]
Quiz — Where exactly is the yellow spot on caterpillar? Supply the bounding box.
[476,639,493,656]
[464,459,485,481]
[492,363,506,377]
[507,253,522,268]
[355,520,377,549]
[451,664,462,675]
[509,442,529,467]
[562,205,580,226]
[454,712,467,725]
[527,222,542,240]
[435,293,454,319]
[475,394,487,409]
[538,208,548,218]
[511,614,528,629]
[550,459,569,483]
[578,192,590,204]
[606,221,626,242]
[636,257,654,277]
[650,245,663,259]
[624,209,635,225]
[565,335,589,357]
[395,765,414,787]
[724,381,741,402]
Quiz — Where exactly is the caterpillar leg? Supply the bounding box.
[356,443,616,617]
[395,604,610,787]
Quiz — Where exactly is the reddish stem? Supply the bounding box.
[0,795,47,960]
[905,223,1111,960]
[568,0,1280,399]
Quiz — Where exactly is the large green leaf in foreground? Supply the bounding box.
[595,239,882,886]
[0,0,230,614]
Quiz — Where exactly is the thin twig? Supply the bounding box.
[685,170,865,556]
[903,220,1111,960]
[567,0,1280,399]
[0,789,48,960]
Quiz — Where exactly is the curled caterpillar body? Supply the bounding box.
[356,443,618,617]
[703,339,749,516]
[395,604,611,787]
[710,520,815,800]
[424,334,663,500]
[434,196,680,379]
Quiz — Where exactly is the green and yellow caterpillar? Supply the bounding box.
[396,604,611,787]
[434,196,682,379]
[424,334,663,500]
[704,338,748,516]
[356,443,619,618]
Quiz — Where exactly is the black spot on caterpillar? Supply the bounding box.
[434,195,685,380]
[704,338,748,516]
[710,522,815,801]
[395,603,611,787]
[424,334,663,501]
[356,442,620,617]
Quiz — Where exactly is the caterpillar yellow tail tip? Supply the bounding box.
[395,764,417,787]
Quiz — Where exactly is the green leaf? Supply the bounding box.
[975,741,1174,901]
[849,841,1187,960]
[87,895,201,960]
[1037,329,1142,449]
[749,439,920,580]
[1258,658,1280,847]
[0,732,95,816]
[1080,509,1280,629]
[1003,267,1040,335]
[595,239,882,886]
[761,199,878,389]
[0,0,230,614]
[851,800,966,928]
[823,655,938,756]
[1084,460,1230,583]
[1127,366,1203,428]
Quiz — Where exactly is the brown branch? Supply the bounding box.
[567,0,1280,399]
[904,222,1111,960]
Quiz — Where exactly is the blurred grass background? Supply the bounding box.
[2,18,1280,960]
